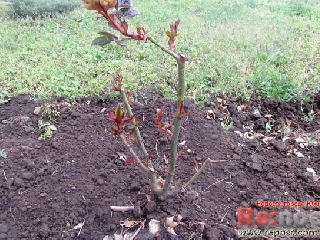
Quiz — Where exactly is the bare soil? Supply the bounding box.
[0,93,319,239]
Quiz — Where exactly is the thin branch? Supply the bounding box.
[147,35,180,61]
[119,89,151,167]
[161,60,186,195]
[182,159,210,190]
[100,8,146,41]
[119,134,149,172]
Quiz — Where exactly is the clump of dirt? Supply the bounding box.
[0,93,319,239]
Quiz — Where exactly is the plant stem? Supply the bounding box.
[158,61,186,196]
[119,88,151,167]
[119,133,149,172]
[182,159,210,190]
[147,35,180,61]
[142,34,187,197]
[120,132,162,195]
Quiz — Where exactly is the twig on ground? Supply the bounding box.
[10,207,15,222]
[193,203,206,213]
[207,158,229,163]
[205,177,228,190]
[182,159,210,190]
[3,170,7,181]
[220,211,229,223]
[77,220,85,237]
[110,206,135,212]
[164,155,169,164]
[155,140,159,158]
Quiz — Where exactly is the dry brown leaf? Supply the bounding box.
[114,233,123,240]
[306,168,319,182]
[49,125,57,131]
[206,110,215,119]
[102,236,114,240]
[73,222,84,230]
[123,219,139,228]
[149,219,160,235]
[293,149,304,158]
[234,130,243,138]
[262,136,276,145]
[243,132,264,140]
[165,214,182,229]
[216,97,223,103]
[167,227,177,235]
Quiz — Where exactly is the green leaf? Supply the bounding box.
[98,32,118,40]
[92,36,113,46]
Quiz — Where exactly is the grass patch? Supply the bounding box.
[9,0,80,18]
[0,0,320,103]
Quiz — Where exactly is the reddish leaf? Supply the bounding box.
[124,158,137,166]
[170,19,180,34]
[108,22,119,31]
[108,105,134,135]
[166,19,180,50]
[177,151,184,157]
[136,26,143,35]
[154,108,164,126]
[126,90,133,104]
[108,13,117,22]
[193,159,199,171]
[167,38,175,51]
[112,77,124,91]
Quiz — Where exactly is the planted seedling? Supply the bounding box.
[83,0,207,199]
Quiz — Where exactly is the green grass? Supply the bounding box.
[1,0,320,103]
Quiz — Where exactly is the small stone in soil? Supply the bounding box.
[252,109,262,118]
[273,141,287,152]
[33,107,41,115]
[129,182,140,191]
[21,172,35,180]
[36,169,45,176]
[13,178,24,187]
[96,177,104,185]
[77,135,86,141]
[24,126,34,133]
[252,162,263,172]
[145,201,156,213]
[0,233,7,240]
[203,227,222,240]
[0,224,8,233]
[255,118,267,130]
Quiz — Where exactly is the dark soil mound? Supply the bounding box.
[0,93,319,239]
